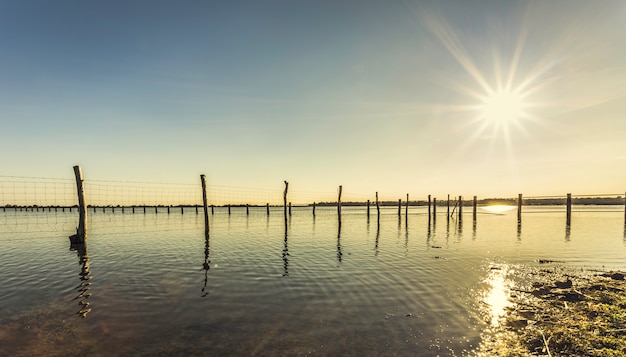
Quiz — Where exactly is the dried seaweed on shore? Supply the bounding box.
[474,266,626,356]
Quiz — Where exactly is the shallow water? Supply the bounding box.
[1,206,625,356]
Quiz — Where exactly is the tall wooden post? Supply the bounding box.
[200,175,209,233]
[517,194,522,223]
[283,181,289,218]
[376,192,380,221]
[405,194,409,217]
[337,185,342,217]
[447,194,450,218]
[458,196,463,220]
[473,196,477,222]
[367,200,370,218]
[398,199,401,218]
[566,193,572,226]
[70,165,87,244]
[428,194,431,220]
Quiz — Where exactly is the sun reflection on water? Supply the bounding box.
[483,265,513,327]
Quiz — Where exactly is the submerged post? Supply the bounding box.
[200,175,209,233]
[566,193,572,226]
[70,165,87,244]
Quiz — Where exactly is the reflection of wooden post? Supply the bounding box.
[517,194,522,223]
[473,196,477,222]
[70,165,88,243]
[566,193,572,226]
[200,175,209,233]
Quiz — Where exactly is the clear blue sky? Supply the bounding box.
[1,0,625,199]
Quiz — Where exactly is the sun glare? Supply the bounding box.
[481,90,525,125]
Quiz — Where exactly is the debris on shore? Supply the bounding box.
[474,266,626,356]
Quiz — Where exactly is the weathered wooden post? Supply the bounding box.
[376,192,380,221]
[447,194,450,219]
[283,181,289,218]
[313,202,316,217]
[517,194,522,224]
[405,194,409,217]
[458,196,463,220]
[367,199,370,218]
[566,193,572,226]
[200,175,209,233]
[69,165,87,244]
[473,196,477,222]
[398,199,401,218]
[428,194,431,220]
[337,185,342,217]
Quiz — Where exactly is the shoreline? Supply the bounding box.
[473,264,626,356]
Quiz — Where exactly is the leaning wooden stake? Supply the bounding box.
[69,165,88,244]
[200,175,209,233]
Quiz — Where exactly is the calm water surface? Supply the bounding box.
[1,206,625,356]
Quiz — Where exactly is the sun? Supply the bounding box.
[481,89,525,126]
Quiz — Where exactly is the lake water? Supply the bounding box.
[1,206,625,356]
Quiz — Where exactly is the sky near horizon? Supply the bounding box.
[1,0,625,199]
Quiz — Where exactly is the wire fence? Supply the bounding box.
[1,174,624,235]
